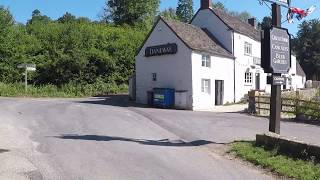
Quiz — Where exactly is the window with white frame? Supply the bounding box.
[244,42,252,56]
[245,72,253,84]
[201,79,211,94]
[201,55,211,67]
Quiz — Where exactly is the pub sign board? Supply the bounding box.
[262,0,290,7]
[145,43,178,57]
[262,27,291,74]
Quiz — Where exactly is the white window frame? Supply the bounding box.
[245,72,253,85]
[244,42,252,56]
[201,79,211,94]
[201,54,211,68]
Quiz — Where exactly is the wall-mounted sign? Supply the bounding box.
[262,27,291,74]
[262,0,290,7]
[145,43,177,57]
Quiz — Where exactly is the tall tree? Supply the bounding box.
[176,0,194,22]
[27,9,51,25]
[292,19,320,80]
[212,1,226,10]
[57,12,77,23]
[160,8,179,20]
[258,16,272,29]
[103,0,160,26]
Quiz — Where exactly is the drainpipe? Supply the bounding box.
[233,33,236,103]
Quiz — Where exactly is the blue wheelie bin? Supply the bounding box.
[153,88,175,108]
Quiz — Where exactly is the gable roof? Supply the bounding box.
[162,17,234,59]
[193,8,261,42]
[296,61,306,77]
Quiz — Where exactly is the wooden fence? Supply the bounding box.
[250,93,320,119]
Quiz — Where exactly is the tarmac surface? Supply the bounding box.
[0,95,319,180]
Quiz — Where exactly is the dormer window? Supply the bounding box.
[244,42,252,56]
[202,54,211,67]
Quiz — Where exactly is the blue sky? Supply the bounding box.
[0,0,319,35]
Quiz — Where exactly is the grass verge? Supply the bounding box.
[230,142,320,180]
[0,82,128,98]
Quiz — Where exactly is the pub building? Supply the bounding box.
[133,0,306,110]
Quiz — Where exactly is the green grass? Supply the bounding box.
[0,82,128,98]
[230,142,320,180]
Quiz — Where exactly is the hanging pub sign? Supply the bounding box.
[261,0,290,7]
[145,43,178,57]
[262,26,291,74]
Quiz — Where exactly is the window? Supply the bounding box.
[244,42,252,56]
[152,73,157,81]
[202,55,211,67]
[201,79,211,94]
[245,72,253,84]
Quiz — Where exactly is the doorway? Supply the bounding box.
[215,80,224,106]
[255,73,260,90]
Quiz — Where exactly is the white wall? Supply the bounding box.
[287,56,306,90]
[191,52,234,110]
[233,32,267,101]
[191,9,233,53]
[135,19,193,109]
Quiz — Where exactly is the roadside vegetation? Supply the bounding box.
[0,82,128,98]
[230,142,320,180]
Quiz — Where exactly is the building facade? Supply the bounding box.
[134,0,306,110]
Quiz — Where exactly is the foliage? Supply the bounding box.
[0,9,147,95]
[212,1,226,10]
[231,142,320,180]
[212,1,253,23]
[160,8,179,20]
[0,82,128,97]
[103,0,160,26]
[258,16,272,30]
[292,19,320,80]
[176,0,194,23]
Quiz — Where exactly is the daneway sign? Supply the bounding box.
[145,43,177,57]
[262,27,291,74]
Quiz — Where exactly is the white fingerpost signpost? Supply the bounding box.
[17,63,36,92]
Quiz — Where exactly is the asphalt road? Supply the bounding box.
[0,96,319,180]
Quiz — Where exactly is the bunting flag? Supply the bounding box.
[287,5,316,23]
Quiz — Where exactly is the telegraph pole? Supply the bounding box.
[269,3,281,134]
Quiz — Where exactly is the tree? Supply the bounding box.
[160,8,179,20]
[292,19,320,80]
[212,1,226,10]
[258,16,272,29]
[211,2,253,23]
[176,0,194,22]
[57,12,76,23]
[103,0,160,26]
[27,9,51,25]
[229,11,252,23]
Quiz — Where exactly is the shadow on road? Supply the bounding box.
[54,134,221,147]
[78,95,147,108]
[0,149,9,153]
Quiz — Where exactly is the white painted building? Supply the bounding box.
[134,0,306,110]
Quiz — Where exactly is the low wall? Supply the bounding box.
[256,133,320,161]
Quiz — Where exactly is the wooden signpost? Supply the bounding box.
[261,1,291,134]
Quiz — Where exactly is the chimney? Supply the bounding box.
[248,18,257,28]
[200,0,212,9]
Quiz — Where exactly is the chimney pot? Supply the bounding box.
[200,0,212,9]
[248,18,257,28]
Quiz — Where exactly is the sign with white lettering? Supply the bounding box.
[145,43,177,57]
[272,76,286,85]
[262,27,291,74]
